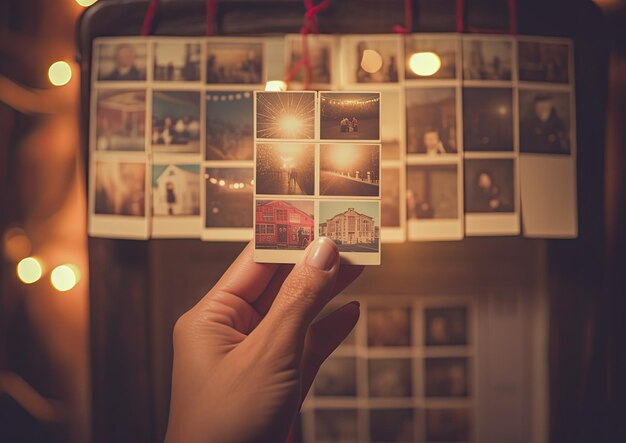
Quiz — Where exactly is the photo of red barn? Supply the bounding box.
[255,200,314,250]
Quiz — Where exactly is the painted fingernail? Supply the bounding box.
[307,237,338,271]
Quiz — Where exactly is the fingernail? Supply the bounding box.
[307,237,338,271]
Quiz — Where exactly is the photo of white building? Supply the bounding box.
[319,204,380,252]
[152,164,200,216]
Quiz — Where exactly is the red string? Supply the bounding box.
[393,0,413,34]
[206,0,218,36]
[141,0,159,36]
[457,0,518,34]
[456,0,464,33]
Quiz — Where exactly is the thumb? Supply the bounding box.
[252,237,340,357]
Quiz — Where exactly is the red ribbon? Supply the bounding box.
[393,0,413,34]
[206,0,218,36]
[140,0,159,36]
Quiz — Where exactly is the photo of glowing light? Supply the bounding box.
[408,52,441,77]
[256,143,315,195]
[205,168,253,228]
[256,92,316,140]
[17,257,43,284]
[320,144,380,197]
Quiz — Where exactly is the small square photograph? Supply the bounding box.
[151,91,201,153]
[206,91,254,161]
[205,168,253,228]
[404,37,457,80]
[153,41,201,82]
[425,408,470,442]
[349,38,400,83]
[206,41,263,84]
[381,168,401,228]
[315,409,359,442]
[368,358,412,398]
[425,357,469,397]
[369,409,415,442]
[94,160,145,216]
[255,200,314,250]
[520,90,571,155]
[320,144,380,197]
[406,87,457,154]
[463,39,512,81]
[314,357,357,397]
[465,159,515,213]
[255,92,316,140]
[255,143,315,196]
[463,87,513,151]
[97,41,147,81]
[320,92,380,141]
[319,201,380,253]
[425,307,468,346]
[406,165,458,220]
[367,306,411,347]
[381,89,402,160]
[519,41,569,84]
[285,34,333,85]
[152,164,200,216]
[95,90,146,152]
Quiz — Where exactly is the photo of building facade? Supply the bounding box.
[255,200,314,249]
[320,206,379,250]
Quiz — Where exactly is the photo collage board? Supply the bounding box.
[88,34,577,243]
[299,296,476,443]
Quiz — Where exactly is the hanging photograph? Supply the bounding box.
[341,35,400,85]
[319,92,381,142]
[406,87,458,155]
[463,87,513,152]
[463,38,513,81]
[285,34,335,86]
[255,143,315,196]
[519,90,571,155]
[367,306,412,347]
[425,408,470,442]
[205,91,254,161]
[96,40,147,81]
[368,358,413,398]
[202,167,253,241]
[425,357,469,397]
[206,39,264,85]
[424,306,468,346]
[319,144,380,197]
[518,40,570,84]
[314,409,359,443]
[369,409,415,443]
[151,90,201,154]
[381,167,405,243]
[404,36,458,80]
[89,157,149,239]
[406,164,463,241]
[380,89,404,160]
[319,200,381,265]
[255,91,316,140]
[94,89,146,152]
[314,357,357,397]
[464,158,519,235]
[153,40,201,82]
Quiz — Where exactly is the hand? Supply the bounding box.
[165,238,363,443]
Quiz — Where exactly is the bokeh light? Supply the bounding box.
[3,227,32,261]
[17,257,43,284]
[265,80,287,91]
[360,49,383,74]
[51,264,80,292]
[75,0,99,6]
[48,61,72,86]
[408,52,441,77]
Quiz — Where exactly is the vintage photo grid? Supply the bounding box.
[253,90,382,265]
[88,33,576,242]
[299,295,477,443]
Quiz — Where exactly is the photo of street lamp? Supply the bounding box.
[320,144,380,197]
[256,91,316,140]
[255,143,315,195]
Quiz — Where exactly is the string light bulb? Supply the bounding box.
[75,0,99,6]
[265,80,287,91]
[50,264,80,292]
[48,61,72,86]
[17,257,43,284]
[360,49,384,74]
[408,52,441,77]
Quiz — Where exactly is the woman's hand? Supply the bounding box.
[165,238,363,443]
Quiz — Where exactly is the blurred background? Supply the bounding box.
[1,0,624,442]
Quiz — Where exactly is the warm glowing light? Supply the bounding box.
[3,227,31,261]
[17,257,43,284]
[218,179,226,187]
[408,52,441,77]
[497,105,508,115]
[75,0,98,6]
[265,80,287,91]
[50,264,80,292]
[360,49,383,74]
[279,115,304,138]
[48,61,72,86]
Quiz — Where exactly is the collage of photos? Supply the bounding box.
[253,91,382,265]
[300,296,475,443]
[88,34,576,243]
